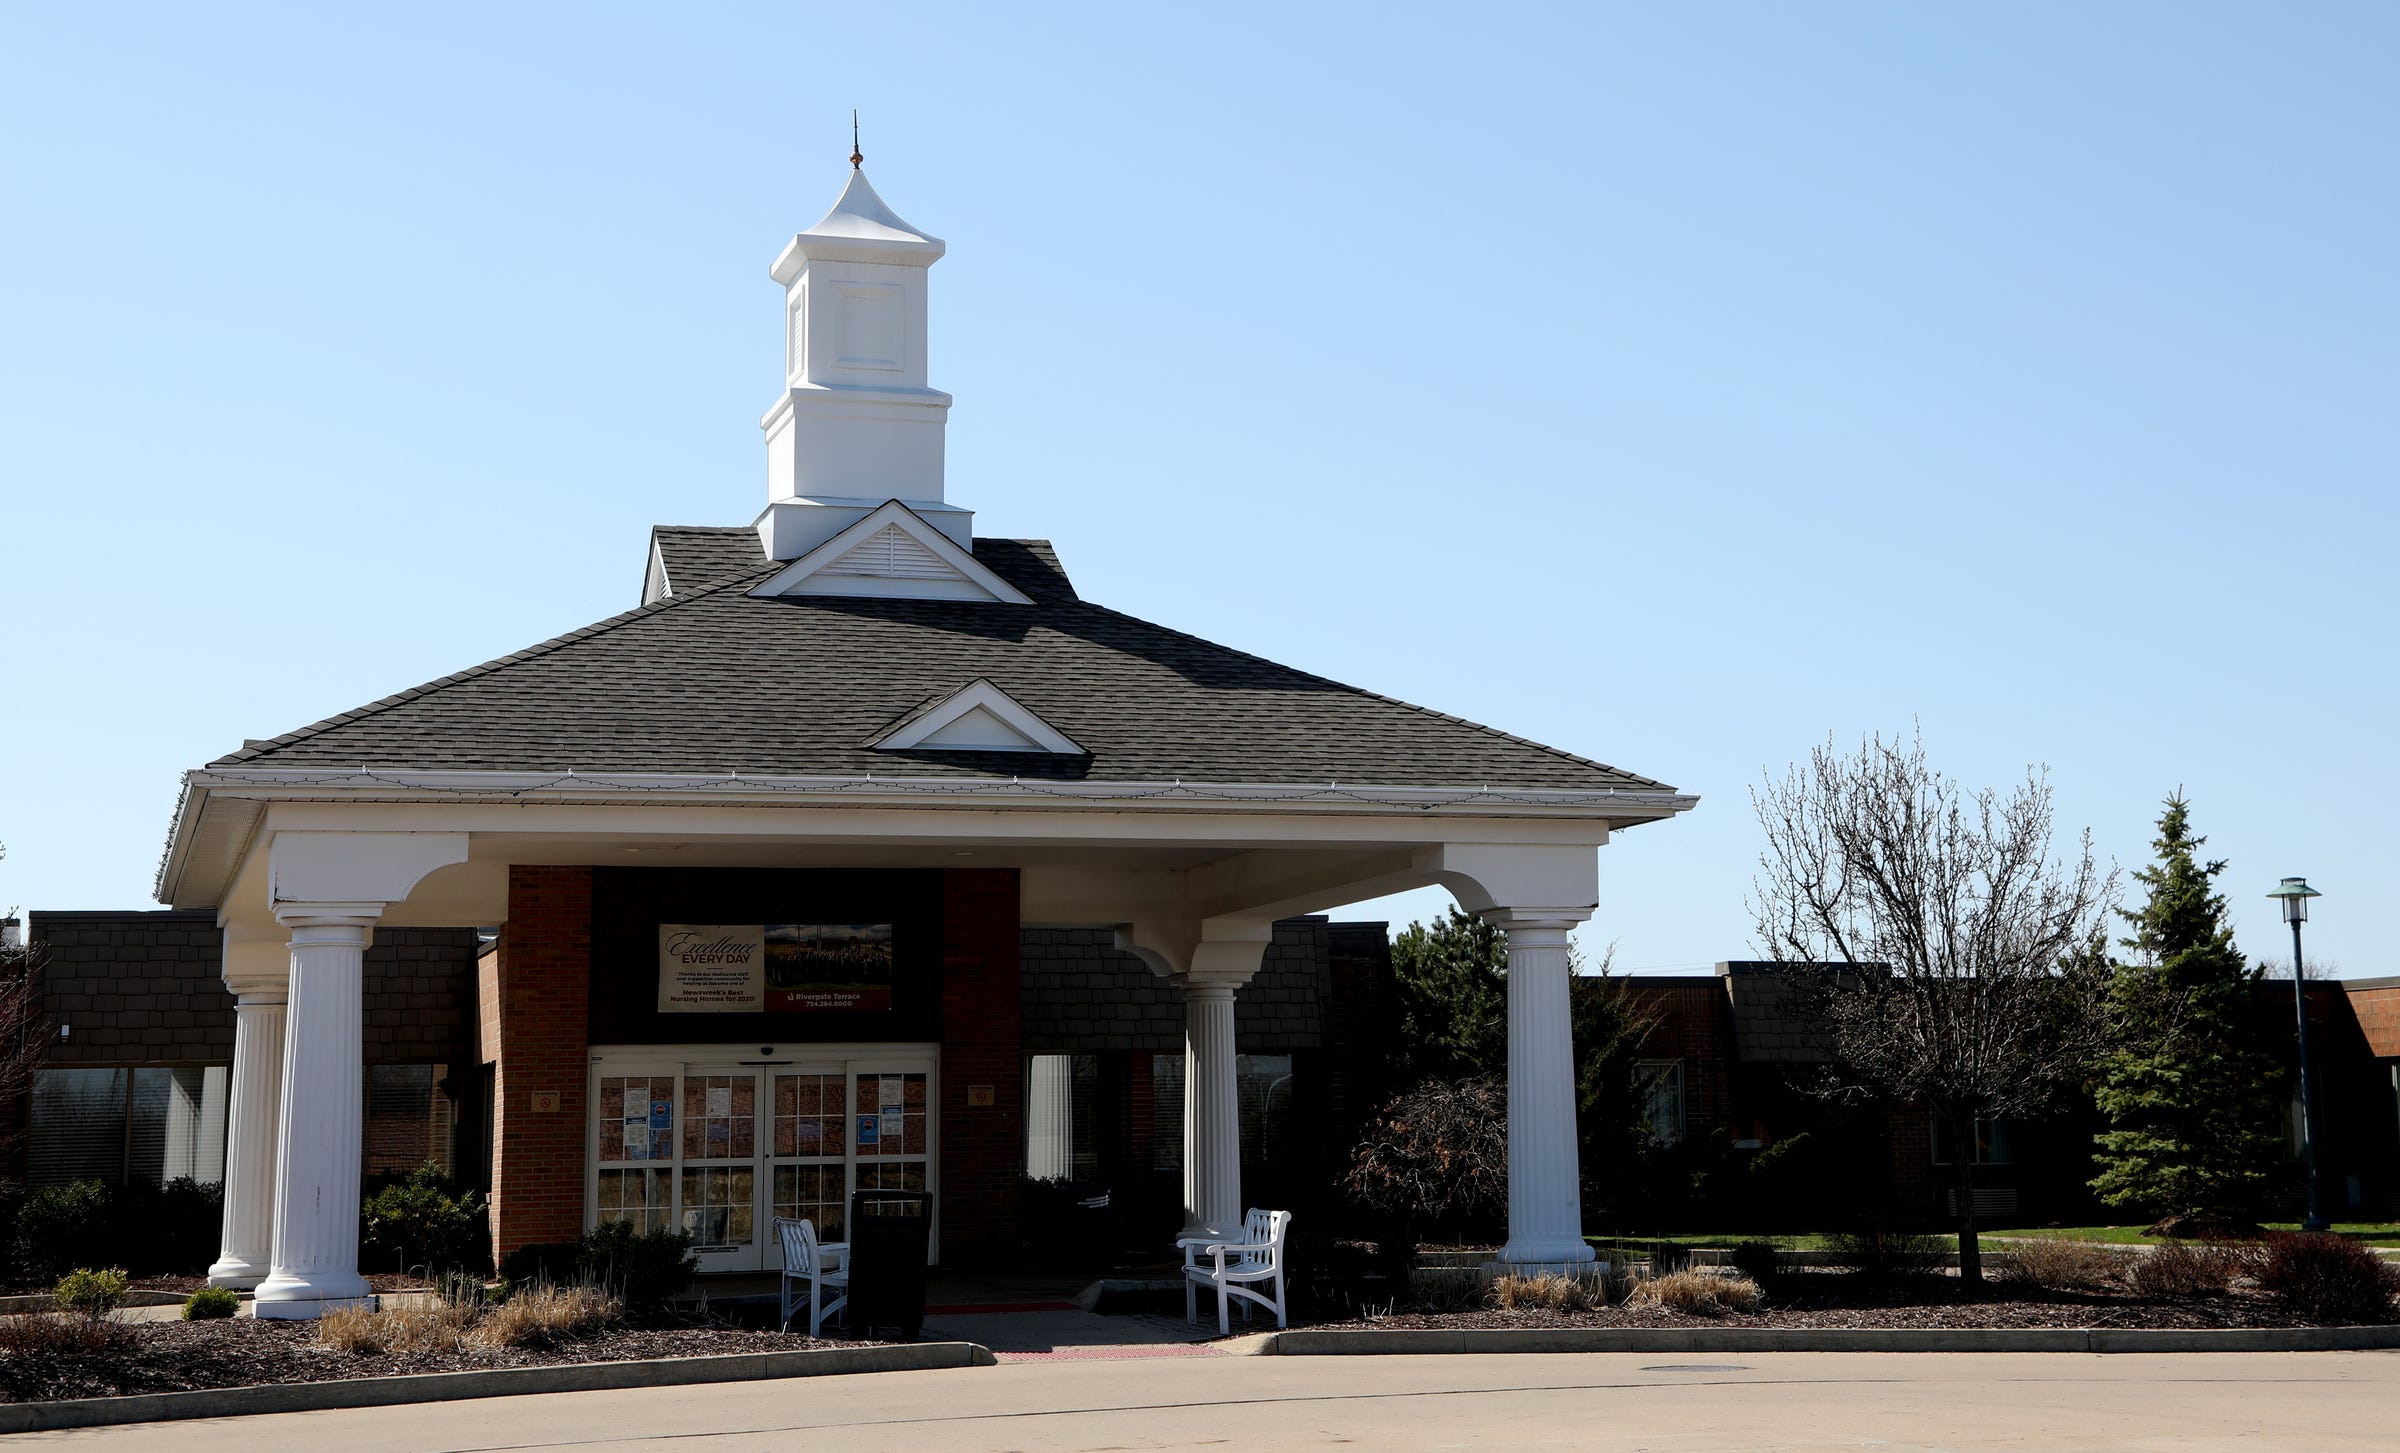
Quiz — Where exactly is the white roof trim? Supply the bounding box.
[641,538,671,606]
[871,679,1085,756]
[750,500,1032,605]
[172,765,1699,814]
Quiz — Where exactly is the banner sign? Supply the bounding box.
[657,923,894,1013]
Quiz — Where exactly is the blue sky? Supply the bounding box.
[3,4,2392,975]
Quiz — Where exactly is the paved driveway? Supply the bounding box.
[13,1351,2397,1450]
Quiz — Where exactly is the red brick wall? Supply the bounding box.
[489,866,592,1261]
[939,869,1023,1262]
[2349,984,2400,1059]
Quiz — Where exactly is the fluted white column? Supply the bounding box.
[1493,915,1596,1271]
[1182,982,1242,1238]
[1025,1055,1075,1181]
[253,910,377,1319]
[207,990,287,1289]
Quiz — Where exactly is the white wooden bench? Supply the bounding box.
[775,1216,849,1336]
[1179,1207,1291,1334]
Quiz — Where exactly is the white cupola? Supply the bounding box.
[755,161,962,561]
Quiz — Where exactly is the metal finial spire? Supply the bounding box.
[850,111,863,169]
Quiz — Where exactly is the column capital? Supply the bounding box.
[221,935,291,1003]
[274,904,385,937]
[1478,907,1592,938]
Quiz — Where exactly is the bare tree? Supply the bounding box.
[1749,732,2116,1283]
[0,843,51,1179]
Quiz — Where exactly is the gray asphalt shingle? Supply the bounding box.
[214,534,1670,791]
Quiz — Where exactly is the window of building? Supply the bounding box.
[1634,1060,1686,1145]
[364,1065,460,1178]
[1930,1117,2015,1165]
[1148,1053,1298,1172]
[1152,1054,1183,1173]
[1236,1054,1295,1166]
[28,1066,228,1187]
[1023,1053,1099,1182]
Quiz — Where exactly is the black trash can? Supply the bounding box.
[845,1189,932,1340]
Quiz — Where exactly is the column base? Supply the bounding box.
[1497,1239,1597,1275]
[254,1270,376,1320]
[205,1254,271,1291]
[253,1292,378,1321]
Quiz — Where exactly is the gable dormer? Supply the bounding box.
[868,679,1084,755]
[751,500,1031,604]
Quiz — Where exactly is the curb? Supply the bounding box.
[0,1340,996,1434]
[1256,1325,2400,1356]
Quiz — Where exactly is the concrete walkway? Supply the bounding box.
[922,1305,1225,1361]
[21,1350,2399,1451]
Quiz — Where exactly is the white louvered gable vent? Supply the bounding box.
[749,499,1034,604]
[825,524,956,581]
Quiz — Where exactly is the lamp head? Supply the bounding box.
[2267,876,2321,925]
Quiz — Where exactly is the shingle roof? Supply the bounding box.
[213,537,1670,791]
[650,526,770,595]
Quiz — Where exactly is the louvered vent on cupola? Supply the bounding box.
[825,523,953,580]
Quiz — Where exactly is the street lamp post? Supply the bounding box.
[2267,877,2328,1234]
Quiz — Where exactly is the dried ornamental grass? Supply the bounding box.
[1629,1269,1763,1316]
[314,1300,475,1355]
[1490,1272,1618,1312]
[470,1282,621,1349]
[0,1312,131,1355]
[1999,1238,2118,1292]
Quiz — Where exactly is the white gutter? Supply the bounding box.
[174,765,1698,815]
[158,765,1699,907]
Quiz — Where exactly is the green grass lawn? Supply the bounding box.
[1588,1223,2400,1254]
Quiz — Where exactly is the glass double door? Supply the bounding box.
[590,1051,934,1272]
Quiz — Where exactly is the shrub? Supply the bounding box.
[1344,1080,1508,1247]
[497,1241,579,1289]
[470,1282,620,1349]
[182,1285,242,1320]
[10,1178,225,1281]
[1630,1269,1763,1316]
[1827,1222,1948,1281]
[2254,1233,2400,1324]
[1729,1240,1782,1282]
[13,1181,112,1282]
[1490,1271,1617,1311]
[53,1267,130,1320]
[0,1312,129,1354]
[2000,1238,2118,1292]
[362,1162,490,1276]
[121,1177,225,1276]
[574,1222,696,1311]
[2126,1241,2248,1299]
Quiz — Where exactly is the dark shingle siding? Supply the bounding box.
[213,538,1669,792]
[1021,918,1332,1055]
[26,912,478,1066]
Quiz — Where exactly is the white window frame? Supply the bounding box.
[586,1043,940,1269]
[1635,1059,1686,1145]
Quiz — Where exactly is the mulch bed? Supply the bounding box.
[0,1319,863,1403]
[1308,1271,2339,1333]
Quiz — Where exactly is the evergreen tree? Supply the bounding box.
[1388,908,1509,1082]
[2090,795,2281,1220]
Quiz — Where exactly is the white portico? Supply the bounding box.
[161,163,1694,1314]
